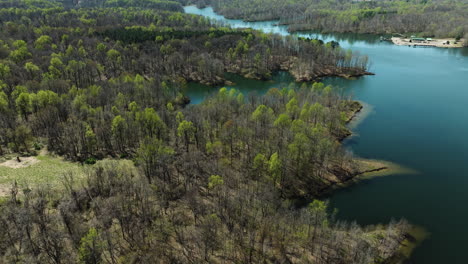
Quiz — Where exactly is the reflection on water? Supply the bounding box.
[185,72,297,104]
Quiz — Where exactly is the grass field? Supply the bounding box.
[0,154,82,196]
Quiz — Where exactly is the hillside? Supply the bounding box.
[0,1,421,263]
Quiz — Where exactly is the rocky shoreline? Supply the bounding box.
[182,61,422,262]
[319,101,417,197]
[320,102,426,263]
[182,63,373,87]
[326,101,393,194]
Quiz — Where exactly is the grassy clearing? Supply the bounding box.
[0,154,139,197]
[0,154,82,195]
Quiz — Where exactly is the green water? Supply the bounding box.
[185,6,468,263]
[184,72,297,104]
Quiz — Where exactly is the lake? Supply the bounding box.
[184,6,468,263]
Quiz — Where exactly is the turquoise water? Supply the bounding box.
[184,72,297,104]
[185,6,468,263]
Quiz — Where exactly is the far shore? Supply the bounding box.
[391,37,466,48]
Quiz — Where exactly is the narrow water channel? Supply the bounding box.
[184,6,468,263]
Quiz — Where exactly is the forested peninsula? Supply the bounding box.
[184,0,468,41]
[0,0,423,263]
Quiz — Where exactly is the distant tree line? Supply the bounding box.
[187,0,468,39]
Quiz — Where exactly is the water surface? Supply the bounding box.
[185,6,468,263]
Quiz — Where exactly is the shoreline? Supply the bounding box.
[324,103,425,263]
[308,102,419,198]
[185,6,468,45]
[386,226,430,264]
[391,37,466,48]
[185,67,374,88]
[185,6,428,263]
[325,103,418,195]
[290,68,375,83]
[319,158,418,198]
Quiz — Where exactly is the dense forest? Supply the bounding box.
[0,0,370,159]
[0,84,414,263]
[187,0,468,39]
[0,0,418,263]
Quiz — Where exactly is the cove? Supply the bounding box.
[184,6,468,264]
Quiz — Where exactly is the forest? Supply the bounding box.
[0,0,417,263]
[187,0,468,39]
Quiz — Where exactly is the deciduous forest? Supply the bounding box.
[0,0,417,263]
[186,0,468,39]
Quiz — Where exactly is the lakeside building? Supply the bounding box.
[410,37,427,43]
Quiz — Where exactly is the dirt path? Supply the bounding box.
[0,157,40,169]
[0,184,10,197]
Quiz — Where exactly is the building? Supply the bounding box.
[411,37,426,43]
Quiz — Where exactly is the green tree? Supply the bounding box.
[106,49,121,73]
[9,46,31,63]
[274,113,292,129]
[111,115,127,152]
[286,98,300,118]
[252,153,268,180]
[254,52,262,72]
[268,152,282,186]
[251,104,274,125]
[0,91,8,113]
[46,57,64,79]
[177,120,195,152]
[24,62,40,78]
[136,137,174,183]
[251,105,274,142]
[34,35,52,50]
[107,49,121,61]
[0,63,10,80]
[78,228,103,264]
[34,90,60,110]
[10,125,33,153]
[85,124,97,155]
[66,44,75,56]
[96,43,106,52]
[12,40,27,49]
[208,174,224,190]
[160,44,174,56]
[308,200,328,240]
[288,132,310,176]
[15,92,32,120]
[137,108,166,139]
